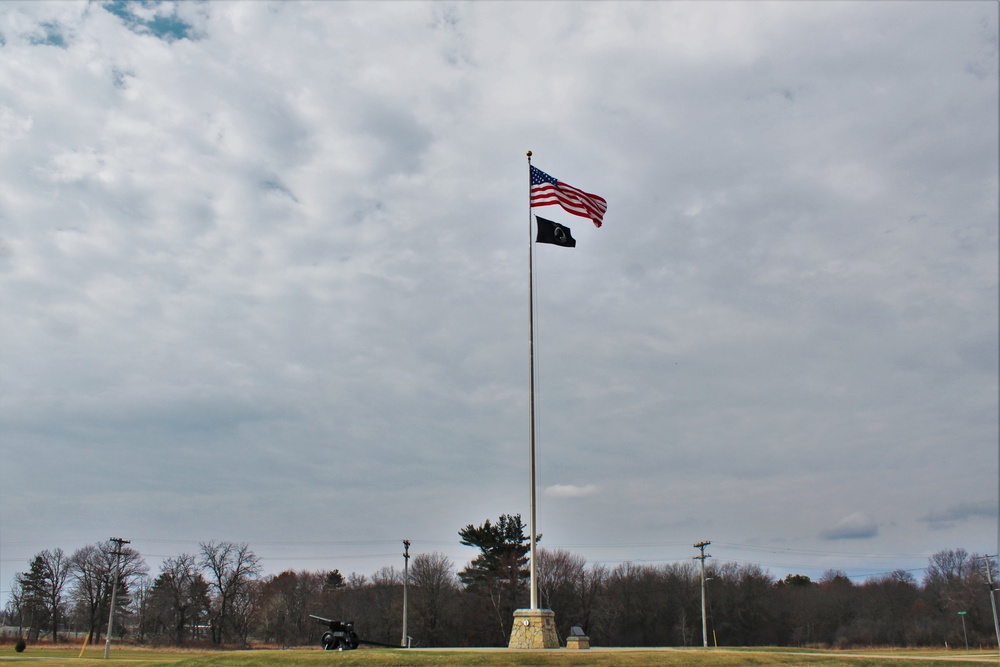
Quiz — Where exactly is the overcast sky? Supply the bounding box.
[1,1,997,605]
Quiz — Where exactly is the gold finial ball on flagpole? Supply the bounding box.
[526,150,532,157]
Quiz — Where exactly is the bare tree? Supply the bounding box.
[369,566,402,645]
[69,541,146,644]
[574,561,607,637]
[255,570,327,645]
[710,562,778,646]
[537,548,583,611]
[130,574,153,644]
[30,549,71,642]
[4,577,27,637]
[925,549,978,611]
[229,577,262,645]
[924,549,994,644]
[537,548,595,641]
[598,561,663,645]
[843,570,920,646]
[14,557,52,641]
[410,552,460,646]
[146,554,210,645]
[198,541,260,646]
[70,545,108,642]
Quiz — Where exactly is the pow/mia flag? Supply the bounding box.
[535,215,576,248]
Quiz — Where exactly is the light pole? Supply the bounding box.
[958,611,968,651]
[401,540,410,648]
[694,541,711,649]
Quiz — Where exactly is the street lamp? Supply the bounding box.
[958,611,968,651]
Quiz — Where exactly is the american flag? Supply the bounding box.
[530,166,607,228]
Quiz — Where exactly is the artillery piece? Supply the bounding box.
[309,614,360,650]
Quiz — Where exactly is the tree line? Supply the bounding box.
[4,515,998,649]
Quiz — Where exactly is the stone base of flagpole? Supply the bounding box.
[508,609,560,649]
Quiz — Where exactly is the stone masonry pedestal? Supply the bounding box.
[508,609,560,649]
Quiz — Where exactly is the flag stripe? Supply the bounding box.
[531,184,607,221]
[530,166,607,228]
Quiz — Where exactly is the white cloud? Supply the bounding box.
[545,484,600,499]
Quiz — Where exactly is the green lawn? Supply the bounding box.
[0,646,996,667]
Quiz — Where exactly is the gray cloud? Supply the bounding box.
[0,1,996,598]
[921,501,999,529]
[821,513,879,541]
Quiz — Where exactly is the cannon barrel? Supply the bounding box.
[310,614,354,630]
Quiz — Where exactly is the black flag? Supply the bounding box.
[535,215,576,248]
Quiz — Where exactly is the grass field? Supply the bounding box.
[1,646,997,667]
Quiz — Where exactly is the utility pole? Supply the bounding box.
[401,540,410,648]
[104,537,129,659]
[982,554,1000,651]
[694,541,711,649]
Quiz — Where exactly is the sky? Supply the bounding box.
[1,1,998,606]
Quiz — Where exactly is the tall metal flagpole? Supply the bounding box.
[526,150,538,612]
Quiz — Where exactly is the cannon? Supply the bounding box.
[309,614,360,650]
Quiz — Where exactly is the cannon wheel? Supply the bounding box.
[321,632,338,650]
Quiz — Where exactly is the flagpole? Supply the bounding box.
[526,150,538,612]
